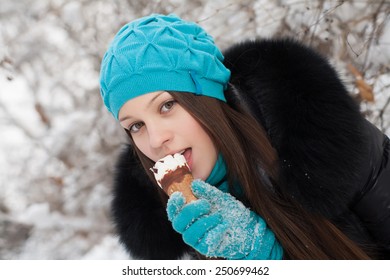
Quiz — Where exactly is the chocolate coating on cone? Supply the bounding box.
[158,165,190,189]
[159,167,196,203]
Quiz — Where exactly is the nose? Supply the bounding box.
[147,122,172,149]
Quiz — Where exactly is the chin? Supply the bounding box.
[191,171,204,181]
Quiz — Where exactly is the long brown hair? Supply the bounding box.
[128,91,371,259]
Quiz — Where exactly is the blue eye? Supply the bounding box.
[129,122,144,133]
[160,100,176,113]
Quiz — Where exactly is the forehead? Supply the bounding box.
[118,91,168,121]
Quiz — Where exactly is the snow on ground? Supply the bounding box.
[0,0,389,259]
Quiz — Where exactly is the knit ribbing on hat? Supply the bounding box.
[99,14,231,119]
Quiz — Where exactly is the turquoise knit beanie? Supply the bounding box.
[99,14,231,119]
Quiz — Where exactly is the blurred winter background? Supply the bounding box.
[0,0,389,259]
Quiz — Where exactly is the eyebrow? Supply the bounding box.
[119,91,165,122]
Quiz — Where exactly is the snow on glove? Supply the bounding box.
[166,179,283,259]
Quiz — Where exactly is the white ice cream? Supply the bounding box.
[150,153,189,188]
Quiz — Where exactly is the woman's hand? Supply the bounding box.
[166,179,283,259]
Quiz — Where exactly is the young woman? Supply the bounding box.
[100,14,390,259]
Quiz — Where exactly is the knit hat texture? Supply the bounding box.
[100,14,231,119]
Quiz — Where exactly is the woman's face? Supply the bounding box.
[118,91,218,181]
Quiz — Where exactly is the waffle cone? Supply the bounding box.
[164,173,197,203]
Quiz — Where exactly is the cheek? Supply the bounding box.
[132,135,152,160]
[185,119,218,179]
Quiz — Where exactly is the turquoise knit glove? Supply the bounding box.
[166,179,283,259]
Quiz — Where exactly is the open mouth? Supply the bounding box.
[182,148,192,170]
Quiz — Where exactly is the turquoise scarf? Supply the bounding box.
[206,154,243,197]
[205,154,229,192]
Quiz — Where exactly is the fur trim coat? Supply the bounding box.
[110,38,390,259]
